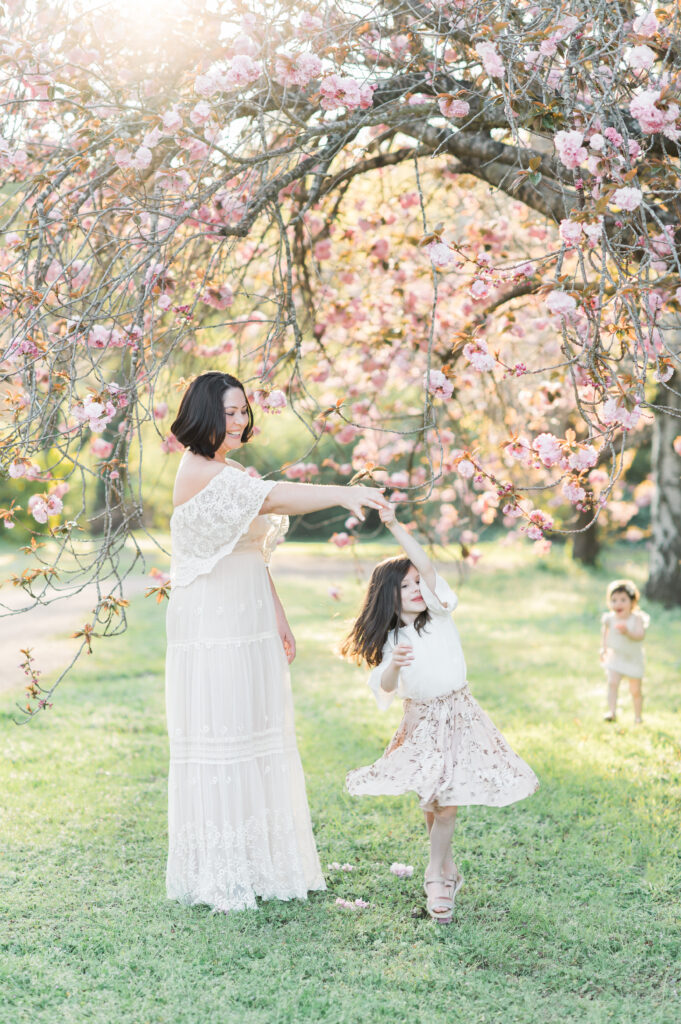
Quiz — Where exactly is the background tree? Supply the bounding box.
[2,0,681,713]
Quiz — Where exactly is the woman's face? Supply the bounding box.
[221,387,249,451]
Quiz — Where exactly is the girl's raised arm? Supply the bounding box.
[379,505,437,592]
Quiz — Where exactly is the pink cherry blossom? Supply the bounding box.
[559,219,582,247]
[91,438,114,459]
[603,127,623,147]
[225,55,262,89]
[563,479,586,504]
[390,863,414,877]
[567,445,598,471]
[161,433,184,454]
[232,34,260,57]
[319,74,375,111]
[425,369,453,399]
[194,69,223,97]
[470,278,490,301]
[602,398,642,430]
[314,239,332,261]
[672,436,681,458]
[534,432,563,467]
[328,586,341,601]
[45,494,63,516]
[611,186,643,211]
[629,90,678,136]
[256,388,287,413]
[626,44,655,70]
[475,42,504,78]
[29,496,49,524]
[546,290,577,318]
[275,52,322,88]
[457,459,475,478]
[632,12,658,37]
[505,438,531,462]
[298,13,323,34]
[463,339,495,371]
[190,101,212,126]
[583,219,604,245]
[427,242,455,271]
[162,108,182,133]
[554,130,587,169]
[439,97,470,118]
[330,531,353,548]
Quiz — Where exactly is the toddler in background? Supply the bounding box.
[601,579,650,724]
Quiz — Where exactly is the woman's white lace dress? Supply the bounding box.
[165,464,326,912]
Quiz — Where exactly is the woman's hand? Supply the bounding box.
[390,642,414,668]
[278,621,297,663]
[341,485,388,521]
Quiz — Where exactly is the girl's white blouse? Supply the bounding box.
[368,572,467,710]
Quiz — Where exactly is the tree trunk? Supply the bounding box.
[646,373,681,606]
[572,506,600,566]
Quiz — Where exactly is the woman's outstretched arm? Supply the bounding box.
[261,481,388,521]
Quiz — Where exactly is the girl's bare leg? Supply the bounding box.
[605,670,622,719]
[423,809,455,877]
[628,677,643,723]
[425,805,458,909]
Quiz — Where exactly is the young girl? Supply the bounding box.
[342,506,539,924]
[601,579,650,724]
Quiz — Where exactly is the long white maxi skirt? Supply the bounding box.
[165,548,325,912]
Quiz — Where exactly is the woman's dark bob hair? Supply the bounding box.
[170,371,254,457]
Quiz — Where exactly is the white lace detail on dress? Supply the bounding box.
[167,811,323,913]
[170,466,276,588]
[262,514,289,565]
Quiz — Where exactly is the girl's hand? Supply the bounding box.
[279,623,297,663]
[599,648,606,663]
[342,485,388,522]
[390,642,414,668]
[614,621,628,634]
[378,504,397,527]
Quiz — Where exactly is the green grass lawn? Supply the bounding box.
[1,542,680,1024]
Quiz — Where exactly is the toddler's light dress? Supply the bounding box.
[346,572,539,811]
[165,462,325,912]
[601,610,649,678]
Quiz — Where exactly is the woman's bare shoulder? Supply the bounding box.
[173,453,224,508]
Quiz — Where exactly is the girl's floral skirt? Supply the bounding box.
[346,685,539,811]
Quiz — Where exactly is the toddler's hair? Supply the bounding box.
[606,578,640,607]
[340,556,430,667]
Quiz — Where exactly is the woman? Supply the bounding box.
[166,371,388,912]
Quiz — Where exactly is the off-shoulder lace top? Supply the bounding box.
[169,464,287,588]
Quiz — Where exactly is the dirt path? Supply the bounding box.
[0,549,374,695]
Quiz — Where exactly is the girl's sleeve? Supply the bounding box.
[367,640,397,710]
[601,612,611,627]
[418,570,458,615]
[637,610,650,631]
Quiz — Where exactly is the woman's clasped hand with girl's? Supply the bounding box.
[165,371,539,925]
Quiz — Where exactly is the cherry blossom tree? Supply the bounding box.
[2,0,681,714]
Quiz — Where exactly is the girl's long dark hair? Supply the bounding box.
[340,556,430,667]
[170,371,254,457]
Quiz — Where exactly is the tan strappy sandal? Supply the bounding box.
[424,878,453,925]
